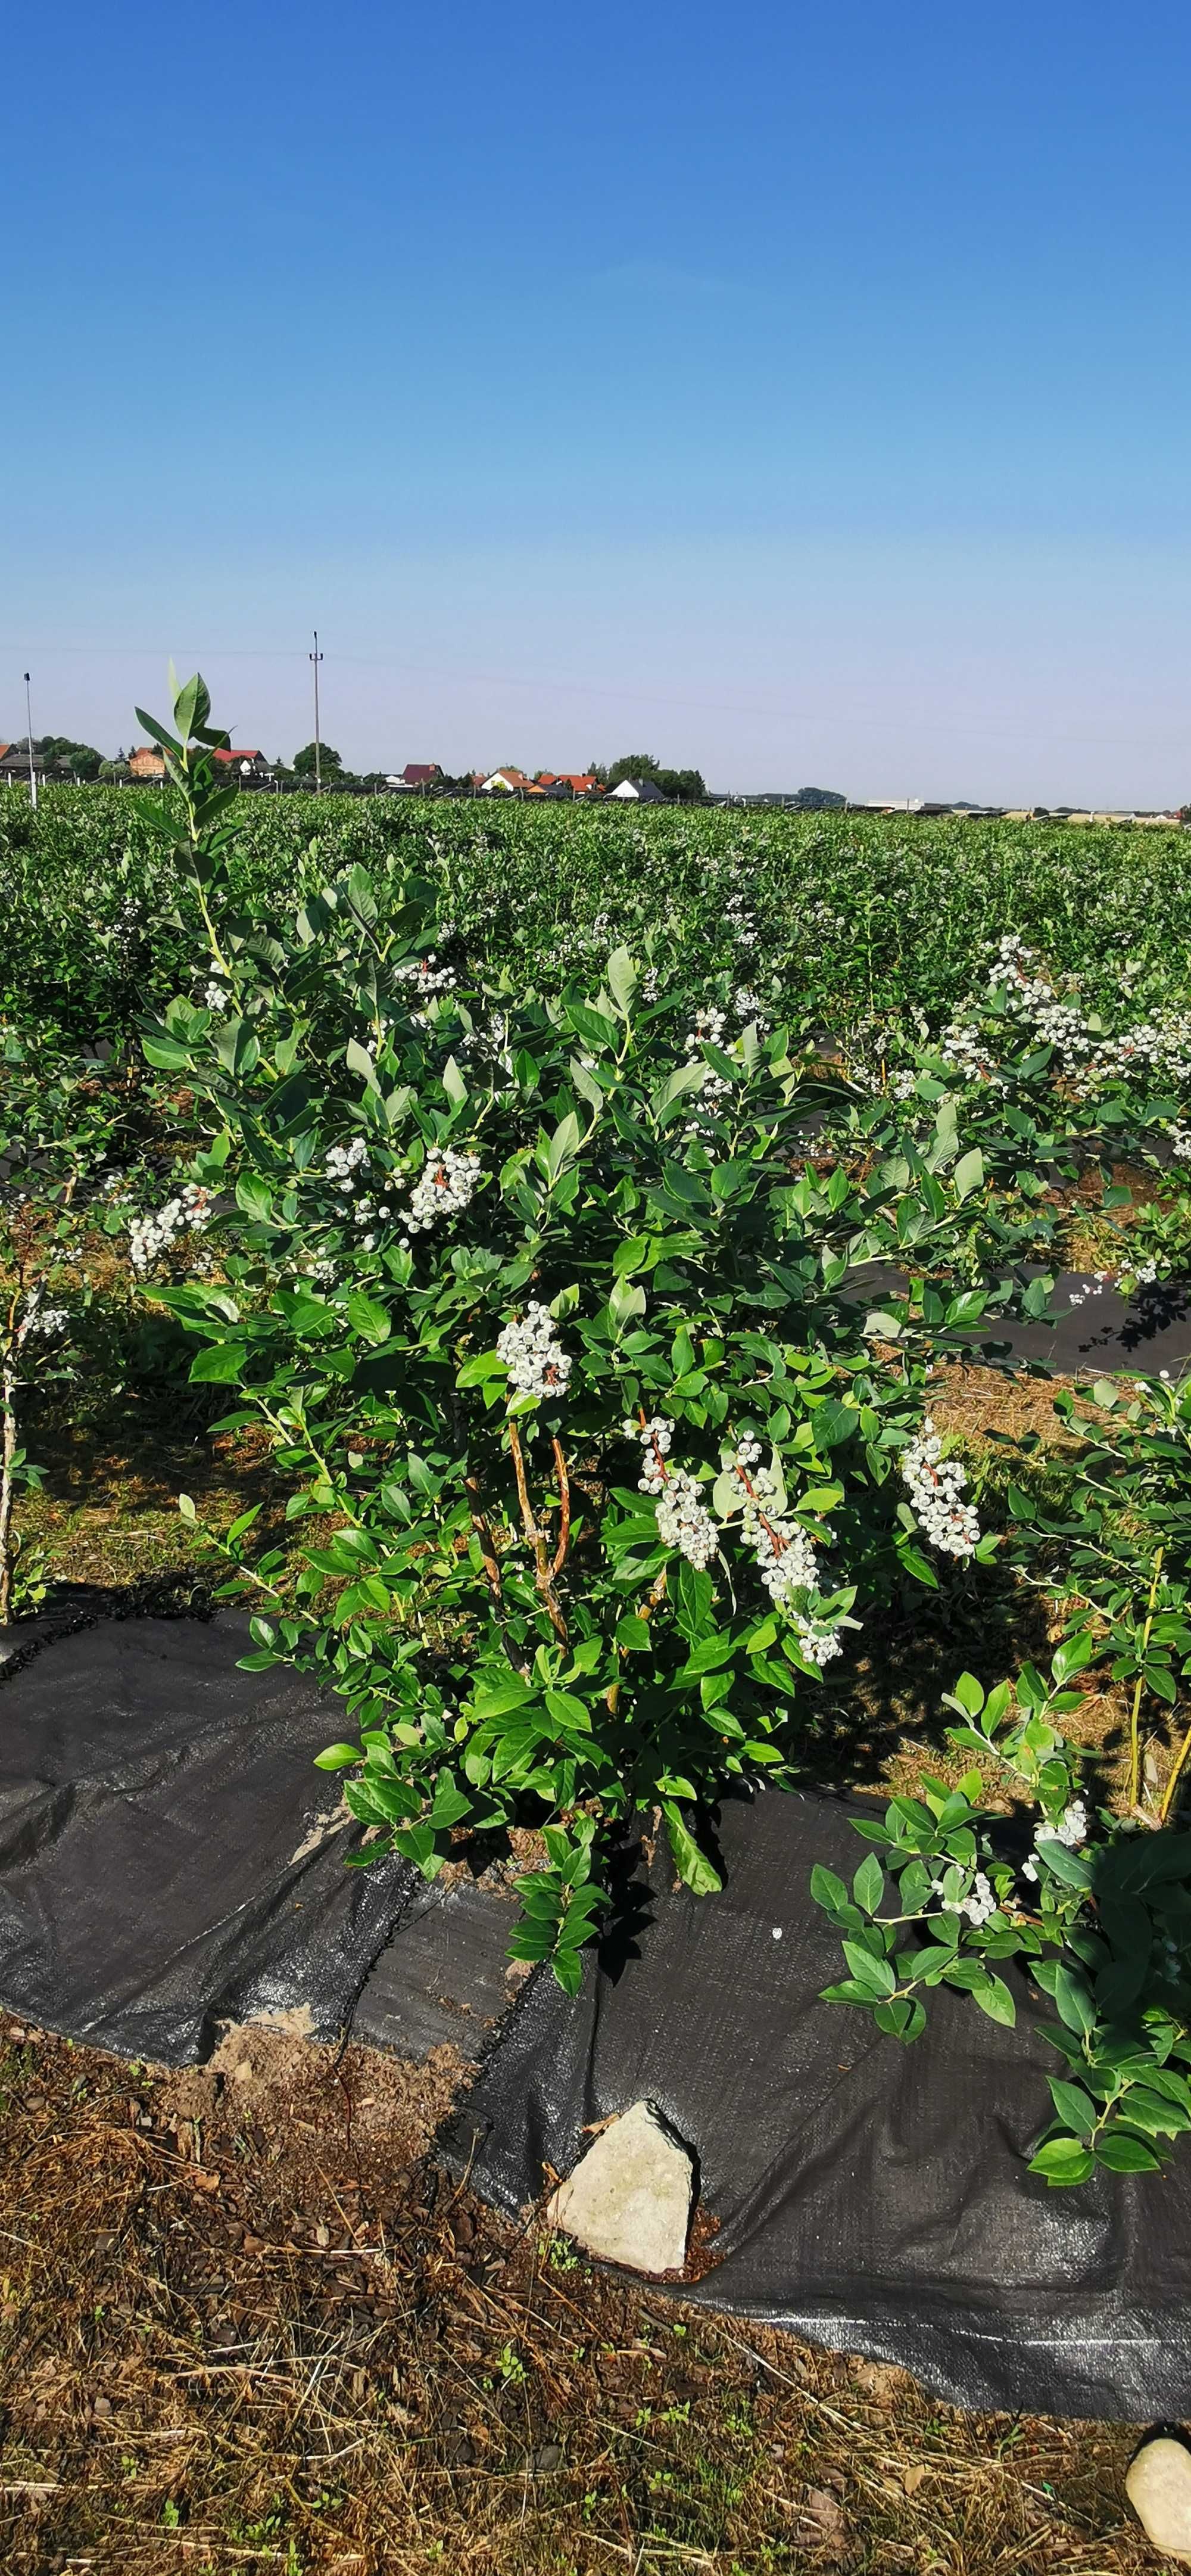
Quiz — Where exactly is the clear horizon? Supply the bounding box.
[4,2,1190,805]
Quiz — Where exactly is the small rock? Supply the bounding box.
[545,2099,693,2275]
[91,2395,112,2419]
[1126,2435,1191,2562]
[230,2060,254,2087]
[532,2441,562,2471]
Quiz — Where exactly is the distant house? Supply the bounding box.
[211,747,272,785]
[0,742,47,785]
[537,772,602,799]
[398,761,443,788]
[481,768,537,795]
[607,776,666,803]
[128,745,167,780]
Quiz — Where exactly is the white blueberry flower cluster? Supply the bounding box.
[1020,1798,1087,1883]
[1039,1798,1088,1848]
[15,1289,69,1346]
[129,1183,215,1275]
[403,1148,481,1240]
[937,1019,996,1082]
[992,932,1054,1012]
[1065,1270,1115,1311]
[1084,1009,1191,1091]
[888,1069,919,1102]
[633,1415,719,1570]
[203,979,227,1012]
[732,1437,818,1597]
[934,1869,997,1927]
[900,1418,981,1557]
[733,985,769,1029]
[725,890,759,957]
[394,952,456,1003]
[681,1006,735,1130]
[325,1137,370,1191]
[457,1008,512,1068]
[793,1616,844,1668]
[497,1301,572,1401]
[1067,1261,1159,1312]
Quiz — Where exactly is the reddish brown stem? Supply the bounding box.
[507,1420,569,1645]
[550,1437,572,1576]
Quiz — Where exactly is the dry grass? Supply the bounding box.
[0,2022,1176,2576]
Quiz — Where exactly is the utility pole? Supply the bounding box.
[309,630,323,792]
[23,673,36,811]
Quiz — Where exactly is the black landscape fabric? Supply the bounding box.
[450,1788,1191,2421]
[855,1264,1191,1377]
[0,1611,410,2062]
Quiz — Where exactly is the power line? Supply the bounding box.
[1,636,1187,759]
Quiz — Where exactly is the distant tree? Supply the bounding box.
[292,741,343,780]
[606,752,660,788]
[603,753,705,801]
[33,734,104,781]
[792,786,846,810]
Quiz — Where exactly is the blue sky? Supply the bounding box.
[4,0,1190,800]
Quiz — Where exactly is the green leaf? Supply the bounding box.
[953,1147,984,1203]
[873,1997,927,2042]
[313,1744,361,1772]
[606,947,638,1016]
[189,1342,248,1384]
[1053,1966,1096,2036]
[1093,2131,1161,2174]
[969,1974,1017,2028]
[852,1853,885,1917]
[1047,2078,1098,2138]
[675,1561,713,1641]
[346,1290,392,1345]
[841,1939,896,1996]
[616,1614,652,1652]
[1028,2137,1095,2186]
[662,1802,722,1896]
[456,1349,506,1387]
[545,1110,581,1183]
[427,1775,472,1830]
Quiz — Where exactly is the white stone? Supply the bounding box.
[546,2099,693,2275]
[1126,2436,1191,2561]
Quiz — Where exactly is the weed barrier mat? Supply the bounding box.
[855,1265,1191,1376]
[0,1610,411,2061]
[448,1788,1191,2422]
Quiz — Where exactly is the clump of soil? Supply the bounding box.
[161,2014,470,2193]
